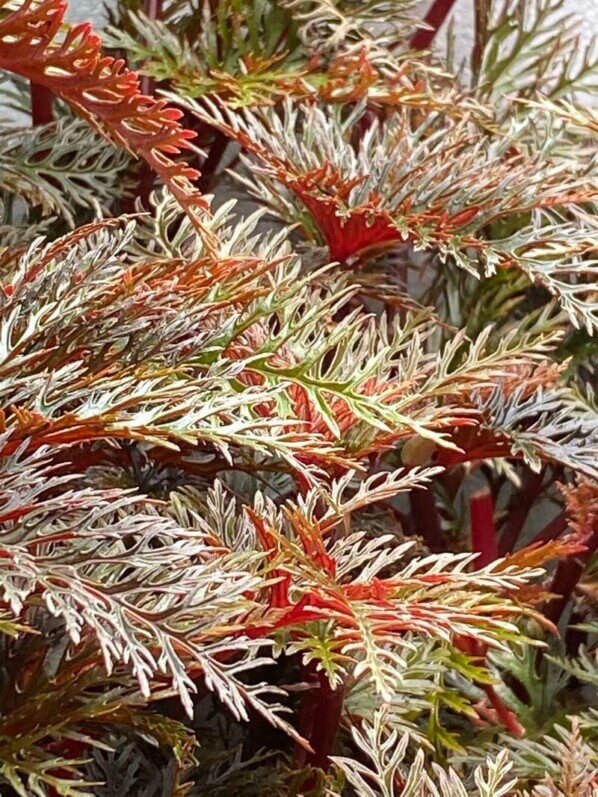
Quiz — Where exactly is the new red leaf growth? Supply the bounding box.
[0,0,208,223]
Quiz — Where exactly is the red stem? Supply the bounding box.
[483,684,525,737]
[472,0,491,79]
[144,0,163,19]
[498,471,544,555]
[409,487,447,553]
[533,511,567,544]
[545,523,598,626]
[295,665,345,773]
[30,82,54,126]
[455,635,524,735]
[470,489,498,567]
[198,132,229,192]
[410,0,459,50]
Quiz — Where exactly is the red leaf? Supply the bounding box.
[0,0,212,236]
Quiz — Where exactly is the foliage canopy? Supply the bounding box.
[0,0,596,794]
